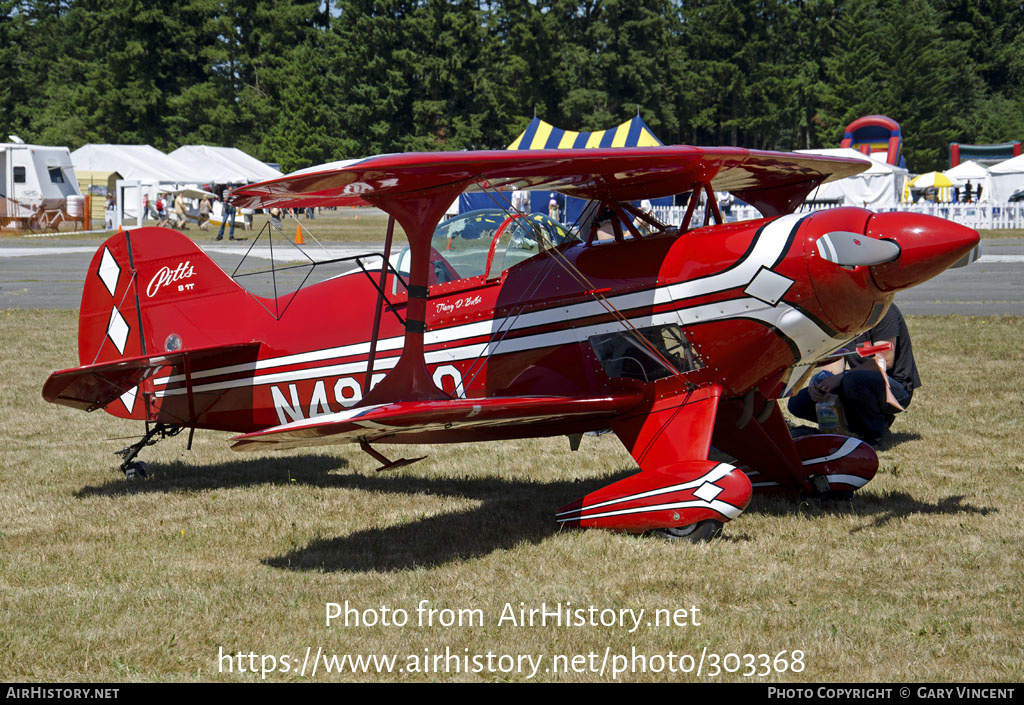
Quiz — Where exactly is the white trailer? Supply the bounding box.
[0,141,83,230]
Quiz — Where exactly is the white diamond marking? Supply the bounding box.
[107,307,130,354]
[120,387,137,413]
[98,247,121,296]
[693,481,723,503]
[744,268,793,306]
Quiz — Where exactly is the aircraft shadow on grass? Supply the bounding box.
[75,454,634,572]
[261,470,634,574]
[75,452,999,573]
[76,454,352,496]
[845,492,997,532]
[748,491,996,533]
[881,430,923,448]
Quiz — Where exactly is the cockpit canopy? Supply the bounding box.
[394,209,573,284]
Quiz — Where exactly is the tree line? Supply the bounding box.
[2,0,1022,173]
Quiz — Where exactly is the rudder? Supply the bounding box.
[78,227,258,368]
[76,227,267,421]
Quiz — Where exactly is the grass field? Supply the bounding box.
[2,310,1022,682]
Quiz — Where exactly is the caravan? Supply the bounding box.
[1,140,83,230]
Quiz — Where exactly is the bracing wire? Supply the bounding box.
[464,185,682,383]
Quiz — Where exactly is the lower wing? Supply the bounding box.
[230,393,644,451]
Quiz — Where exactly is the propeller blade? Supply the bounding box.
[816,231,901,267]
[951,244,981,268]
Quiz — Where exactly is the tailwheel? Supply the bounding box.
[652,520,723,543]
[115,424,183,478]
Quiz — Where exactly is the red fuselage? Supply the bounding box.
[121,207,975,439]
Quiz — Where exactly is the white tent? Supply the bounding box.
[943,160,992,201]
[988,154,1024,203]
[798,148,908,209]
[71,144,216,185]
[168,145,281,184]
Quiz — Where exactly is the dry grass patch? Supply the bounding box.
[1,311,1022,682]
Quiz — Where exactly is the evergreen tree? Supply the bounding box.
[331,0,421,155]
[819,0,891,146]
[876,0,959,169]
[0,1,32,140]
[0,0,1018,174]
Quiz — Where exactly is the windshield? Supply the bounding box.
[393,208,574,285]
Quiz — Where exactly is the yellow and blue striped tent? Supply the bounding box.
[507,115,663,151]
[456,116,667,217]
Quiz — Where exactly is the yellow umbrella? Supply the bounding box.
[909,171,954,188]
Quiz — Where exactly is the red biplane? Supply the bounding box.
[43,147,979,540]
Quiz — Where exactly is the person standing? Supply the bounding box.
[104,195,115,230]
[198,196,212,230]
[511,189,529,214]
[216,197,236,241]
[269,207,282,231]
[718,192,735,221]
[173,192,189,230]
[155,194,170,227]
[268,206,284,231]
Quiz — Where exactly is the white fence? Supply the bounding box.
[652,203,1024,231]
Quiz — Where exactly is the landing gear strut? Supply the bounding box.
[116,424,183,478]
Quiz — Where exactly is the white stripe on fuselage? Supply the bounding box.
[154,215,803,387]
[155,214,843,396]
[157,295,843,398]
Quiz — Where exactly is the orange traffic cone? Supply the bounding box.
[296,224,304,245]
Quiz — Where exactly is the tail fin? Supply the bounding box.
[73,227,267,421]
[79,227,259,367]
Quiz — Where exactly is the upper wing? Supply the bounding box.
[229,147,868,216]
[230,392,644,451]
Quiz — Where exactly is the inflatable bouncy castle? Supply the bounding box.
[949,142,1021,168]
[840,115,905,168]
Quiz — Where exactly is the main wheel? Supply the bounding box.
[123,461,148,479]
[652,519,723,543]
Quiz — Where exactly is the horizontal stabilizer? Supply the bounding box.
[43,342,260,413]
[231,393,643,451]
